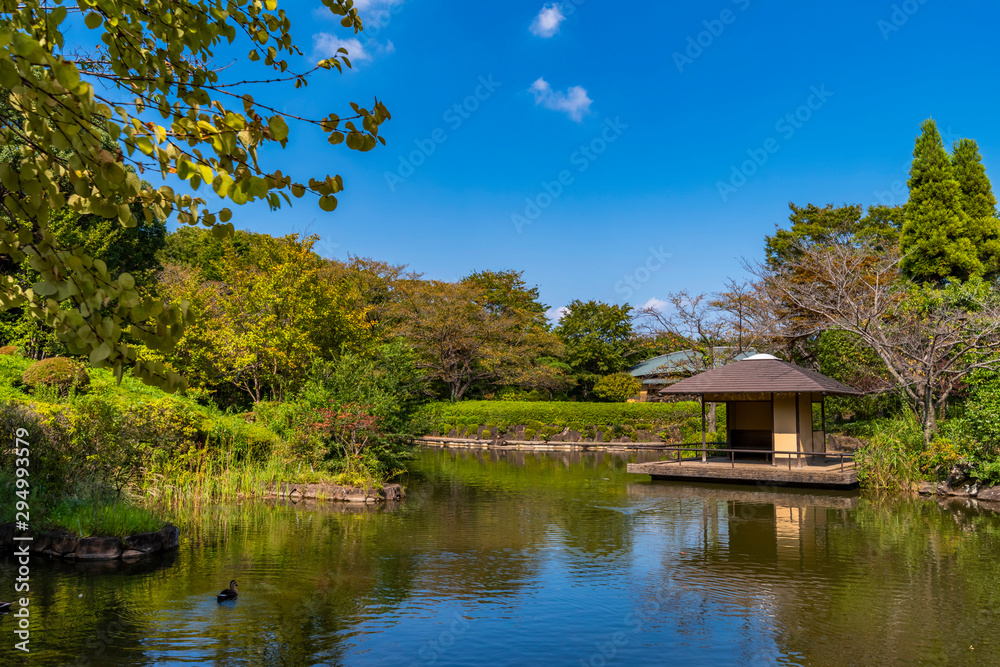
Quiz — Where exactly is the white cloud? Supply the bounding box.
[530,4,566,38]
[641,297,670,313]
[312,33,395,64]
[352,0,403,9]
[529,78,592,122]
[546,306,569,322]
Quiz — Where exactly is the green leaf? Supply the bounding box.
[318,195,338,212]
[33,281,58,296]
[90,342,112,365]
[84,12,103,29]
[268,115,289,142]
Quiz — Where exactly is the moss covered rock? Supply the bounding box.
[22,357,90,396]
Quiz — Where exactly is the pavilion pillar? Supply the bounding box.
[821,396,827,453]
[794,392,801,468]
[701,396,707,463]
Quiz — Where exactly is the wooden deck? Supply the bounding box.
[627,455,858,489]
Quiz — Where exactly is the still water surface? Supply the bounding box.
[3,447,1000,666]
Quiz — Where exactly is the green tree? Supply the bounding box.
[390,280,559,401]
[462,270,548,325]
[555,300,637,392]
[765,202,902,271]
[900,119,978,283]
[0,1,389,391]
[159,234,372,404]
[951,137,1000,279]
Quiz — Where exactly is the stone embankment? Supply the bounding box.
[0,523,180,561]
[267,482,405,503]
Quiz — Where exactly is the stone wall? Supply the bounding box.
[0,523,179,561]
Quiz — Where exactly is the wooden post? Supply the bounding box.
[794,392,800,468]
[821,396,827,455]
[701,396,707,463]
[770,392,776,467]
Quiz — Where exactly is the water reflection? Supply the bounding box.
[2,448,1000,665]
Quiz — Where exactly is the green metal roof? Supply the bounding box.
[629,347,755,384]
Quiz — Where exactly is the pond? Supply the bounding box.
[3,446,1000,666]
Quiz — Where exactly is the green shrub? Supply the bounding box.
[523,428,536,441]
[464,423,480,438]
[917,438,963,480]
[539,426,561,441]
[22,357,89,396]
[593,373,643,403]
[636,422,654,431]
[568,421,584,432]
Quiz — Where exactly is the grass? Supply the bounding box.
[44,499,166,537]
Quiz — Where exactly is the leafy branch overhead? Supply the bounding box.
[0,0,390,391]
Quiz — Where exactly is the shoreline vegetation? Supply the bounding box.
[0,349,420,541]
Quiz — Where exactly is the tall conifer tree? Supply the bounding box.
[952,138,1000,279]
[900,119,979,283]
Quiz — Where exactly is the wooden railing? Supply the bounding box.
[660,445,855,472]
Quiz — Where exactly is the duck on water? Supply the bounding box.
[217,581,238,602]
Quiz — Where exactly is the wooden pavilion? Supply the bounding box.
[627,354,862,488]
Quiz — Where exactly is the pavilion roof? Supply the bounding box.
[656,355,861,397]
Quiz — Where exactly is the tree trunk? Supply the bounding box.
[921,383,937,445]
[707,402,716,434]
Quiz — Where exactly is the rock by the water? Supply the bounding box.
[49,532,80,555]
[978,486,1000,502]
[383,484,405,501]
[75,536,123,561]
[123,530,164,554]
[270,482,407,503]
[159,524,180,550]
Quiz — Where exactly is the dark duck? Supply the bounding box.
[217,581,238,602]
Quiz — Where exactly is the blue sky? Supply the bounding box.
[193,0,1000,319]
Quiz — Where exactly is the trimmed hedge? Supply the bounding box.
[419,400,727,444]
[419,400,702,431]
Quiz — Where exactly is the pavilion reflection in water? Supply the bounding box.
[627,481,859,567]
